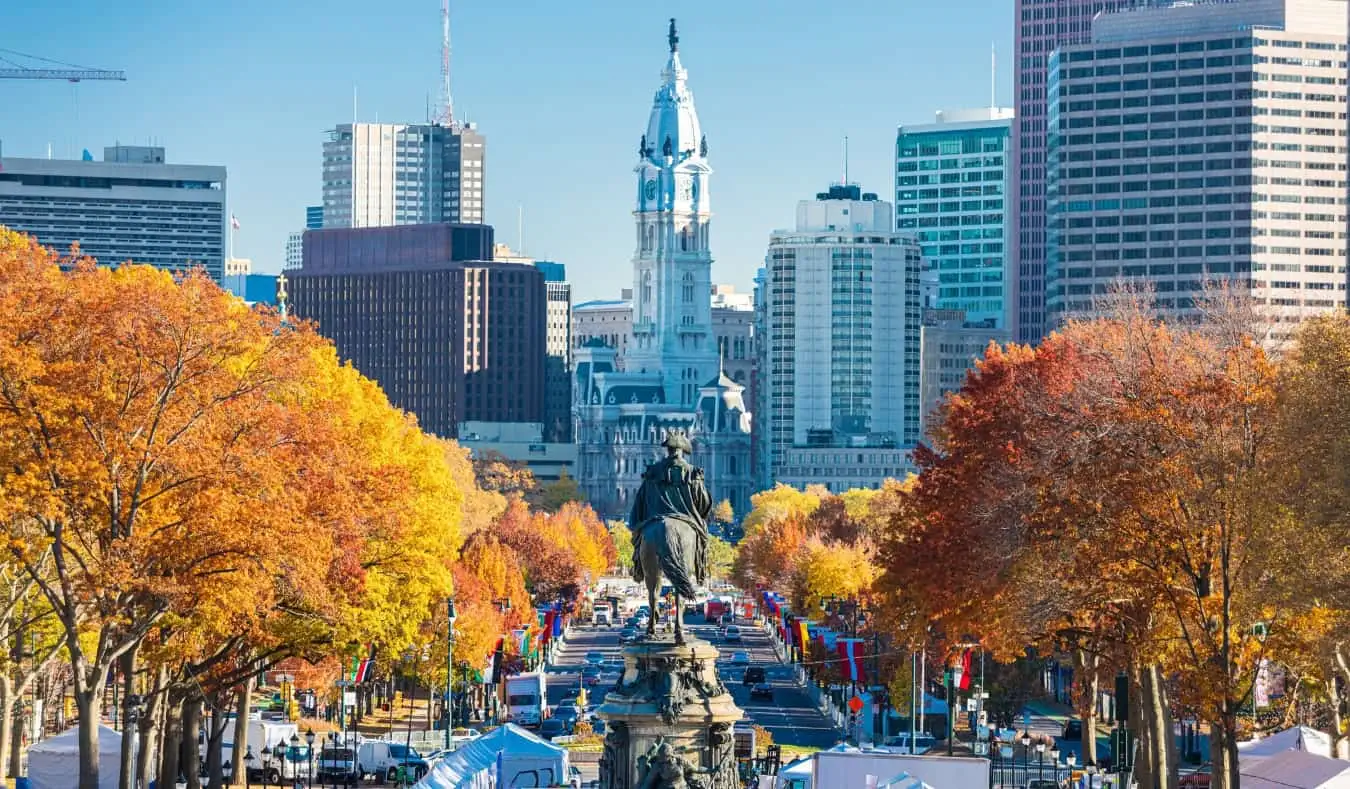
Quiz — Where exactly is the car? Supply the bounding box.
[723,625,743,642]
[582,666,602,686]
[585,651,607,666]
[316,746,358,783]
[1180,765,1212,788]
[620,627,639,643]
[742,667,766,686]
[1027,781,1059,789]
[625,616,640,628]
[1063,718,1083,740]
[729,651,751,667]
[554,704,583,728]
[881,732,937,755]
[538,718,569,741]
[749,682,774,701]
[358,741,429,783]
[591,717,607,736]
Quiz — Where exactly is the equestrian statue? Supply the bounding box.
[629,431,711,644]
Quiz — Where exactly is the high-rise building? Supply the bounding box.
[757,183,923,492]
[535,260,574,443]
[573,21,752,518]
[1047,0,1349,337]
[225,257,252,276]
[0,145,227,279]
[919,308,1011,437]
[321,121,485,229]
[288,223,547,438]
[897,108,1015,329]
[1012,0,1132,343]
[285,231,304,270]
[306,205,324,230]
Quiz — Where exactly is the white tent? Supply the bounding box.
[877,772,935,789]
[1239,726,1333,759]
[776,744,862,788]
[28,725,123,789]
[1241,749,1350,788]
[414,724,568,789]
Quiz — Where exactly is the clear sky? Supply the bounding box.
[2,0,1012,301]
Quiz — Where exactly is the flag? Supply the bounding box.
[837,639,866,683]
[350,643,376,683]
[795,620,811,650]
[959,648,974,691]
[230,214,241,230]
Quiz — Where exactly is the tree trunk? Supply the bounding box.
[1209,706,1241,789]
[76,688,105,789]
[1074,648,1099,765]
[159,688,184,789]
[1139,663,1176,789]
[0,674,13,783]
[136,665,166,789]
[228,677,252,787]
[119,647,138,789]
[183,697,202,789]
[205,710,226,789]
[10,696,22,784]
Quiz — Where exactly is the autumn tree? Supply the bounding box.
[538,470,586,513]
[608,522,634,574]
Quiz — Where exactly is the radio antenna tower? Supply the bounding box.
[438,0,456,127]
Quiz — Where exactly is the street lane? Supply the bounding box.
[547,608,841,750]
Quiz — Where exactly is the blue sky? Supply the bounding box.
[2,0,1012,301]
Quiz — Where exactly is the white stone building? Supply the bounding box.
[755,184,923,491]
[573,21,752,520]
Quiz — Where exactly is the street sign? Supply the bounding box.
[966,698,978,712]
[848,696,864,714]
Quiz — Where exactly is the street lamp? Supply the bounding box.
[944,663,963,756]
[244,746,254,789]
[305,728,316,788]
[445,596,457,752]
[1021,733,1032,781]
[260,743,273,789]
[1035,741,1046,780]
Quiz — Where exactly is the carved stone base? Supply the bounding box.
[596,635,743,789]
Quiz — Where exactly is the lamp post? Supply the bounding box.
[445,596,457,752]
[288,733,300,786]
[305,728,315,788]
[261,743,273,789]
[1021,733,1032,785]
[1049,746,1060,783]
[1036,741,1046,780]
[244,746,254,789]
[944,663,963,756]
[1066,752,1077,786]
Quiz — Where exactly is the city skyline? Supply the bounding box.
[0,0,1013,300]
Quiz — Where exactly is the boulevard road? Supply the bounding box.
[546,612,842,750]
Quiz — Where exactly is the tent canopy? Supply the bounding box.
[1239,726,1333,759]
[1241,749,1350,789]
[29,725,123,789]
[414,724,567,789]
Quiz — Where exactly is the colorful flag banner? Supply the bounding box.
[837,639,866,683]
[959,648,974,691]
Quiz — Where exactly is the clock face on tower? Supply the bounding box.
[677,177,692,202]
[644,179,657,201]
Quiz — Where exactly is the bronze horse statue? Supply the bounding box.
[629,432,711,645]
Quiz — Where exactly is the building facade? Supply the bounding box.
[757,183,923,491]
[321,121,485,229]
[0,145,227,279]
[289,223,546,438]
[306,205,324,230]
[1047,0,1349,336]
[1013,0,1132,342]
[573,22,752,519]
[536,261,574,443]
[919,308,1011,437]
[897,108,1015,329]
[285,231,304,270]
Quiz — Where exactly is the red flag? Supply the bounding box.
[836,639,866,683]
[959,648,973,691]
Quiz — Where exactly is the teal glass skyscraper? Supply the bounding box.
[896,108,1014,329]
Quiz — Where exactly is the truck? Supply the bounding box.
[592,601,613,626]
[502,672,549,727]
[220,720,306,784]
[704,597,731,623]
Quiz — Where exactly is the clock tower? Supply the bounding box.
[627,18,717,408]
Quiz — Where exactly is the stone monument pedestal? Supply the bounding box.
[596,634,743,789]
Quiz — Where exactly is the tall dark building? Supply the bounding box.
[289,223,545,438]
[533,261,572,443]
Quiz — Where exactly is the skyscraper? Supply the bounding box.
[1046,0,1349,339]
[573,20,752,518]
[0,145,227,280]
[288,223,548,439]
[897,108,1015,329]
[757,184,923,492]
[321,121,485,228]
[1012,0,1132,342]
[535,260,574,443]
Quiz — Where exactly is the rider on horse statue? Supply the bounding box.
[629,431,712,589]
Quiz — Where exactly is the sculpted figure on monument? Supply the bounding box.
[629,431,712,644]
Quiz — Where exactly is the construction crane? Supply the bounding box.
[0,48,125,82]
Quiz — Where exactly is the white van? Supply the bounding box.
[356,741,430,783]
